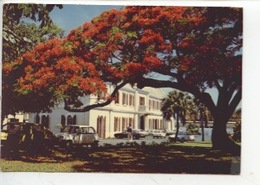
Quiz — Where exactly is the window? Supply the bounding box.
[122,92,128,105]
[61,115,66,127]
[129,117,135,129]
[41,115,49,128]
[97,116,106,138]
[35,114,40,123]
[9,118,19,122]
[114,117,119,132]
[115,92,120,104]
[139,96,145,106]
[122,117,126,130]
[154,119,159,129]
[129,94,135,106]
[129,94,132,106]
[61,115,77,126]
[67,115,73,125]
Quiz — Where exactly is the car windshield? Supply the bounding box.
[81,127,95,134]
[62,126,77,133]
[1,123,20,133]
[62,126,95,134]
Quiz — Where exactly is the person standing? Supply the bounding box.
[127,124,133,141]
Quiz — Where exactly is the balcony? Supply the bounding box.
[138,105,149,112]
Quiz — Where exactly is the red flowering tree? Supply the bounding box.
[2,4,64,118]
[3,6,242,152]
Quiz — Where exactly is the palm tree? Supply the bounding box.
[161,91,193,141]
[190,99,210,141]
[231,108,241,142]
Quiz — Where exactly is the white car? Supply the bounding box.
[56,125,99,148]
[134,129,148,138]
[153,130,166,138]
[146,129,157,136]
[168,131,195,142]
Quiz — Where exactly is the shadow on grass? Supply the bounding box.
[71,145,240,174]
[1,144,240,174]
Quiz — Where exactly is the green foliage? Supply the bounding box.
[2,3,64,63]
[187,123,200,134]
[232,121,241,142]
[161,91,193,121]
[141,141,147,146]
[2,4,64,118]
[3,4,63,28]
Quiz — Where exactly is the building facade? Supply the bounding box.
[28,83,174,138]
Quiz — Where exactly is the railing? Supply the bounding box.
[138,105,148,112]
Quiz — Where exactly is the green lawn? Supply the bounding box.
[0,142,240,174]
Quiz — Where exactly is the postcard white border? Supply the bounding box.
[1,1,260,185]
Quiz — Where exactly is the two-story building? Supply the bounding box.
[28,83,174,138]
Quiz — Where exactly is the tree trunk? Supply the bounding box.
[201,120,205,141]
[211,116,240,154]
[175,114,180,142]
[200,110,205,141]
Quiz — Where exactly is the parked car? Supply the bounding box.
[153,130,167,138]
[55,125,99,148]
[114,130,141,139]
[134,129,148,138]
[1,122,55,151]
[146,129,157,136]
[168,131,195,142]
[164,129,175,136]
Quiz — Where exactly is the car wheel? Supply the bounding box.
[91,141,99,148]
[180,138,185,143]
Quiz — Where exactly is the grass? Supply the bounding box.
[0,142,240,174]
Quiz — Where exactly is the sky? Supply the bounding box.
[49,5,122,35]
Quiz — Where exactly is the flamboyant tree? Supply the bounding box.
[2,4,64,118]
[3,6,242,152]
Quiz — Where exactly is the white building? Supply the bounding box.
[28,83,174,138]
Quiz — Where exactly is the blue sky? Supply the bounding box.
[50,5,122,35]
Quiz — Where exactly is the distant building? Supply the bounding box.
[2,112,29,124]
[28,83,174,138]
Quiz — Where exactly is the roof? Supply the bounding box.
[120,83,166,99]
[142,87,166,99]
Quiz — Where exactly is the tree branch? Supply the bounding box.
[136,77,216,114]
[214,79,222,91]
[64,81,128,112]
[227,87,241,119]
